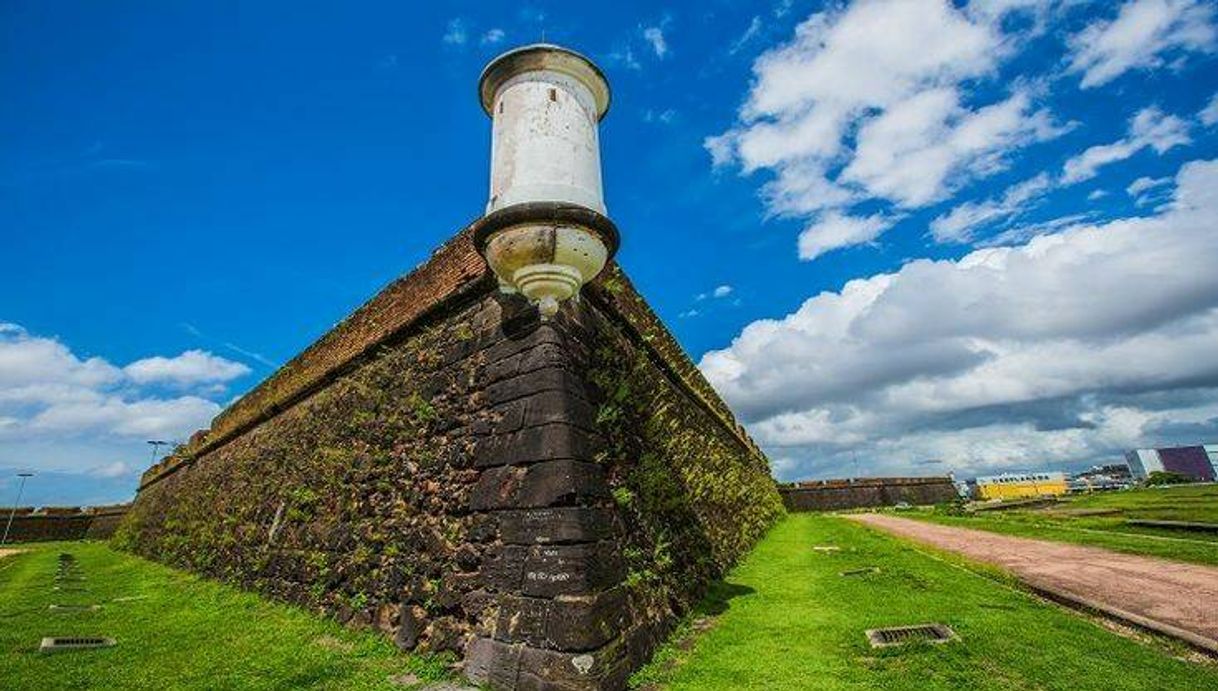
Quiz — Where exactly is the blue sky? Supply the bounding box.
[3,0,1218,505]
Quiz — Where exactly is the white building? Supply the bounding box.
[1125,449,1164,480]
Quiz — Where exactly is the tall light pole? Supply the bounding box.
[1,472,34,547]
[146,440,170,465]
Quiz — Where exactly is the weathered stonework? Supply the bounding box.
[780,477,959,512]
[117,226,783,689]
[1,504,129,543]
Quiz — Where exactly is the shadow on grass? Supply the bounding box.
[692,580,756,617]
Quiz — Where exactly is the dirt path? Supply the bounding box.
[848,513,1218,647]
[0,548,23,559]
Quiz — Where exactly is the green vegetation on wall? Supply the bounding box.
[584,304,784,623]
[115,298,493,653]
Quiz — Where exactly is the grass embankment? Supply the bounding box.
[0,542,451,690]
[633,513,1216,690]
[910,485,1218,567]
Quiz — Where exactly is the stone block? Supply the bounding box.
[486,367,587,407]
[521,542,623,598]
[497,507,617,545]
[473,423,602,469]
[469,461,609,511]
[464,636,524,689]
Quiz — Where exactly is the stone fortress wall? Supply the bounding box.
[118,227,784,690]
[2,504,130,543]
[779,476,959,512]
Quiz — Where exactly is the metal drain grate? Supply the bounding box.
[865,624,956,648]
[39,637,116,653]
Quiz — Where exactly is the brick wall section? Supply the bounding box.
[780,477,959,512]
[2,505,130,543]
[121,224,782,689]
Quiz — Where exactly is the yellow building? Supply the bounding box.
[975,472,1068,501]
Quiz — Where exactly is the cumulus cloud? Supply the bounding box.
[1126,175,1171,196]
[695,285,736,302]
[840,89,1061,208]
[124,350,249,386]
[930,173,1052,243]
[1202,92,1218,125]
[798,212,896,261]
[708,0,1065,257]
[0,325,246,476]
[1068,0,1215,89]
[1061,106,1190,183]
[700,159,1218,479]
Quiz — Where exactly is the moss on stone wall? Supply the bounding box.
[580,299,785,631]
[116,296,500,653]
[119,243,784,689]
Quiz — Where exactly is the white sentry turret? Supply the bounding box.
[472,44,619,319]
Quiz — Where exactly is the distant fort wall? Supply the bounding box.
[2,504,130,543]
[779,477,959,512]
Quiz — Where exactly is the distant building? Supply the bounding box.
[975,472,1069,500]
[1125,445,1217,482]
[1069,463,1133,492]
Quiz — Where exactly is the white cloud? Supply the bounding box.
[1202,92,1218,125]
[709,0,1065,257]
[643,108,676,125]
[1126,175,1172,196]
[124,349,250,386]
[1061,106,1190,183]
[930,172,1052,243]
[1068,0,1215,89]
[0,325,244,475]
[1088,189,1109,201]
[606,45,642,71]
[841,89,1060,207]
[701,159,1218,479]
[713,285,734,298]
[643,26,668,58]
[90,461,132,479]
[442,19,468,46]
[481,28,505,46]
[730,16,763,55]
[798,211,897,261]
[0,323,121,389]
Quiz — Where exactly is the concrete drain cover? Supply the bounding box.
[49,605,101,613]
[840,566,880,577]
[812,546,841,552]
[865,624,956,648]
[39,637,116,653]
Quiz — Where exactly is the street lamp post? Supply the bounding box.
[146,440,170,465]
[1,472,34,547]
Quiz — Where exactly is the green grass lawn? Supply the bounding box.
[0,542,452,690]
[1063,483,1218,522]
[633,513,1218,690]
[907,485,1218,567]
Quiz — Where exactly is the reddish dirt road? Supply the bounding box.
[848,513,1218,648]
